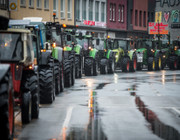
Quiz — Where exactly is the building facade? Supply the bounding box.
[106,0,127,38]
[126,0,149,39]
[10,0,75,25]
[0,0,9,17]
[75,0,107,39]
[155,0,180,40]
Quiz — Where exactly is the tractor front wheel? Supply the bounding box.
[64,59,72,87]
[122,57,130,72]
[148,57,155,71]
[169,56,177,70]
[84,58,93,76]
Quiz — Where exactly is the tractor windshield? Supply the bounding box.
[118,40,127,50]
[51,30,62,46]
[0,33,23,61]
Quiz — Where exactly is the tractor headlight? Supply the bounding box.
[151,49,155,53]
[115,54,118,58]
[163,55,166,58]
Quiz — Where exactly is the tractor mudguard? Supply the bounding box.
[106,50,115,59]
[154,50,160,57]
[0,64,10,82]
[89,49,98,59]
[74,44,82,55]
[128,50,135,60]
[100,58,108,66]
[40,51,52,65]
[64,46,72,51]
[52,47,63,63]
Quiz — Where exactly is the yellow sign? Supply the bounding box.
[9,0,17,11]
[155,12,162,23]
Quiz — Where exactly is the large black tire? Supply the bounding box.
[39,69,54,104]
[155,54,162,70]
[54,62,60,95]
[69,54,75,86]
[169,56,177,70]
[108,58,115,74]
[100,64,108,74]
[177,56,180,70]
[75,56,80,78]
[148,57,155,71]
[79,57,83,78]
[84,58,93,76]
[0,71,14,140]
[137,63,142,71]
[122,57,130,72]
[93,60,98,76]
[64,59,72,88]
[130,54,137,72]
[60,64,64,92]
[29,73,39,119]
[21,91,32,124]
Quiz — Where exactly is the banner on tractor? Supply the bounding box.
[148,22,169,35]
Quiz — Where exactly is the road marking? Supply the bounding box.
[171,107,180,115]
[58,106,73,140]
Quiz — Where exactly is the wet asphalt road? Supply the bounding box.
[14,69,180,140]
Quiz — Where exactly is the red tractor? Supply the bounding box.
[0,16,39,139]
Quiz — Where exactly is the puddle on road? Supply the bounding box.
[65,91,107,140]
[96,83,110,90]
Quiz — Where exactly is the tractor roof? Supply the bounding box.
[0,28,31,34]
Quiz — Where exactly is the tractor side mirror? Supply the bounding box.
[96,39,100,45]
[79,32,83,40]
[67,35,71,41]
[72,29,76,35]
[46,30,51,40]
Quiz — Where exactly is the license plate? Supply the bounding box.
[137,54,143,63]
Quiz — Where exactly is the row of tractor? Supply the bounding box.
[0,15,180,139]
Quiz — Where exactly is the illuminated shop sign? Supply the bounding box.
[83,20,106,27]
[149,22,169,34]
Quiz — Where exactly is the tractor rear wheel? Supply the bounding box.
[0,71,14,140]
[29,73,39,119]
[148,57,155,71]
[177,56,180,70]
[21,91,32,124]
[39,68,54,104]
[54,62,60,95]
[155,54,162,70]
[169,56,177,70]
[108,58,115,74]
[60,64,64,92]
[75,56,80,78]
[93,60,98,76]
[122,57,130,72]
[64,59,72,87]
[85,58,93,76]
[130,54,137,72]
[100,64,108,74]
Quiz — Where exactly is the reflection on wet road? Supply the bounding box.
[14,70,180,140]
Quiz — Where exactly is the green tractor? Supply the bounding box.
[112,38,137,72]
[76,34,99,76]
[64,29,83,79]
[99,38,115,74]
[135,39,156,71]
[168,39,180,70]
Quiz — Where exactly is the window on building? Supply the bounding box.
[20,0,26,7]
[0,0,8,9]
[121,5,124,22]
[82,0,86,20]
[53,0,58,18]
[144,11,146,27]
[113,4,116,21]
[110,3,113,21]
[101,2,105,22]
[151,12,154,22]
[118,5,121,21]
[67,0,72,19]
[37,0,42,8]
[44,0,49,9]
[139,11,142,26]
[29,0,34,8]
[135,10,138,26]
[89,0,93,21]
[76,0,80,20]
[130,9,133,24]
[60,0,65,19]
[95,1,99,21]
